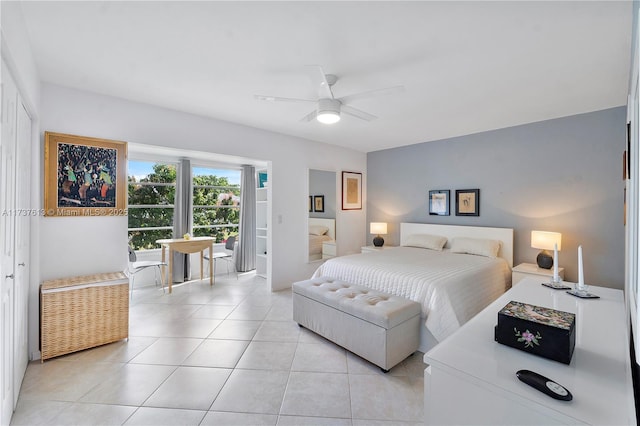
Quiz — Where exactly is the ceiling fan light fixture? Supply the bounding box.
[317,111,341,124]
[316,98,341,124]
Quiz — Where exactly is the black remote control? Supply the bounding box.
[516,370,573,401]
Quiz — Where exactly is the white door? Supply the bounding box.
[0,60,18,425]
[13,101,31,404]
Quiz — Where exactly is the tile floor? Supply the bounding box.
[11,273,425,426]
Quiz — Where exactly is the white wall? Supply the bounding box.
[1,2,41,110]
[37,83,367,289]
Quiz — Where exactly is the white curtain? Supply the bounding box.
[172,158,192,282]
[236,165,256,272]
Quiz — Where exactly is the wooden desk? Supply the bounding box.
[156,237,215,293]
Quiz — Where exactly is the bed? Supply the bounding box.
[308,218,336,261]
[312,223,513,352]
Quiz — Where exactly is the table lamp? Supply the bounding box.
[531,230,562,269]
[370,222,388,247]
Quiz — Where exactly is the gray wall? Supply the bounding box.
[309,169,337,219]
[367,107,626,289]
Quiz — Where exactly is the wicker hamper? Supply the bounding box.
[40,271,129,361]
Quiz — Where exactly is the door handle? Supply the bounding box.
[5,274,14,279]
[18,263,25,266]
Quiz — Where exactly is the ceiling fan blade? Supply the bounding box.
[300,109,318,122]
[254,94,315,103]
[341,105,377,122]
[306,65,334,100]
[339,85,405,104]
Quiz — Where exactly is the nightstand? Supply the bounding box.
[512,262,565,286]
[322,241,336,259]
[361,245,396,254]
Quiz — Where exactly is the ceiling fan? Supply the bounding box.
[254,66,404,124]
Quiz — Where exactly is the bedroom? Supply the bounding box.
[1,1,636,424]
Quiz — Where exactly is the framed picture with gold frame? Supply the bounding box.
[44,131,128,217]
[342,171,362,210]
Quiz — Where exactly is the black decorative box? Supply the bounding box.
[494,301,576,364]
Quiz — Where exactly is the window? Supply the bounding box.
[192,166,241,242]
[127,161,176,250]
[127,161,241,249]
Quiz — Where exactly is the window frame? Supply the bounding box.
[127,158,242,249]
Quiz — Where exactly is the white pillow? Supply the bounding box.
[309,225,329,236]
[402,234,447,251]
[450,237,501,258]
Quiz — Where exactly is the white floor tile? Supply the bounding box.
[183,339,250,368]
[277,415,352,425]
[18,359,123,402]
[48,402,137,425]
[253,320,301,342]
[208,319,261,340]
[349,374,424,422]
[211,369,289,414]
[291,342,348,373]
[124,407,206,425]
[14,275,427,425]
[79,364,176,406]
[281,371,351,418]
[201,411,278,425]
[10,400,70,425]
[190,304,235,319]
[236,341,297,370]
[143,366,231,410]
[129,337,203,365]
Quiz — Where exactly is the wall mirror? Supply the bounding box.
[308,169,337,262]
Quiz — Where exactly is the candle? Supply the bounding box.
[553,243,559,283]
[578,245,584,289]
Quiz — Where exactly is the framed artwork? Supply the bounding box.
[429,190,450,216]
[455,189,480,216]
[314,195,325,212]
[44,131,128,217]
[309,196,313,212]
[342,171,362,210]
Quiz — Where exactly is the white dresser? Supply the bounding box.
[423,277,636,425]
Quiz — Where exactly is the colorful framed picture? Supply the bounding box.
[44,131,127,217]
[455,189,480,216]
[342,171,362,210]
[314,195,325,212]
[429,190,450,216]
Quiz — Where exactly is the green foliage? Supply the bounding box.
[192,174,240,243]
[128,164,241,249]
[128,164,177,249]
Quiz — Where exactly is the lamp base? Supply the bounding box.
[373,235,384,247]
[536,250,553,269]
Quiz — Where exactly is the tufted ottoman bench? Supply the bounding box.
[292,276,421,371]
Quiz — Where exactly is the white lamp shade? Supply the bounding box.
[317,111,340,124]
[316,99,341,124]
[370,222,388,235]
[531,230,562,251]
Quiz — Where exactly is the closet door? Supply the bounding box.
[0,60,18,426]
[13,101,31,402]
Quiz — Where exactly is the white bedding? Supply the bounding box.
[312,246,511,342]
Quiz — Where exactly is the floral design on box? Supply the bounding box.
[514,328,542,348]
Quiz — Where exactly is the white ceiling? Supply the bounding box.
[19,1,633,153]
